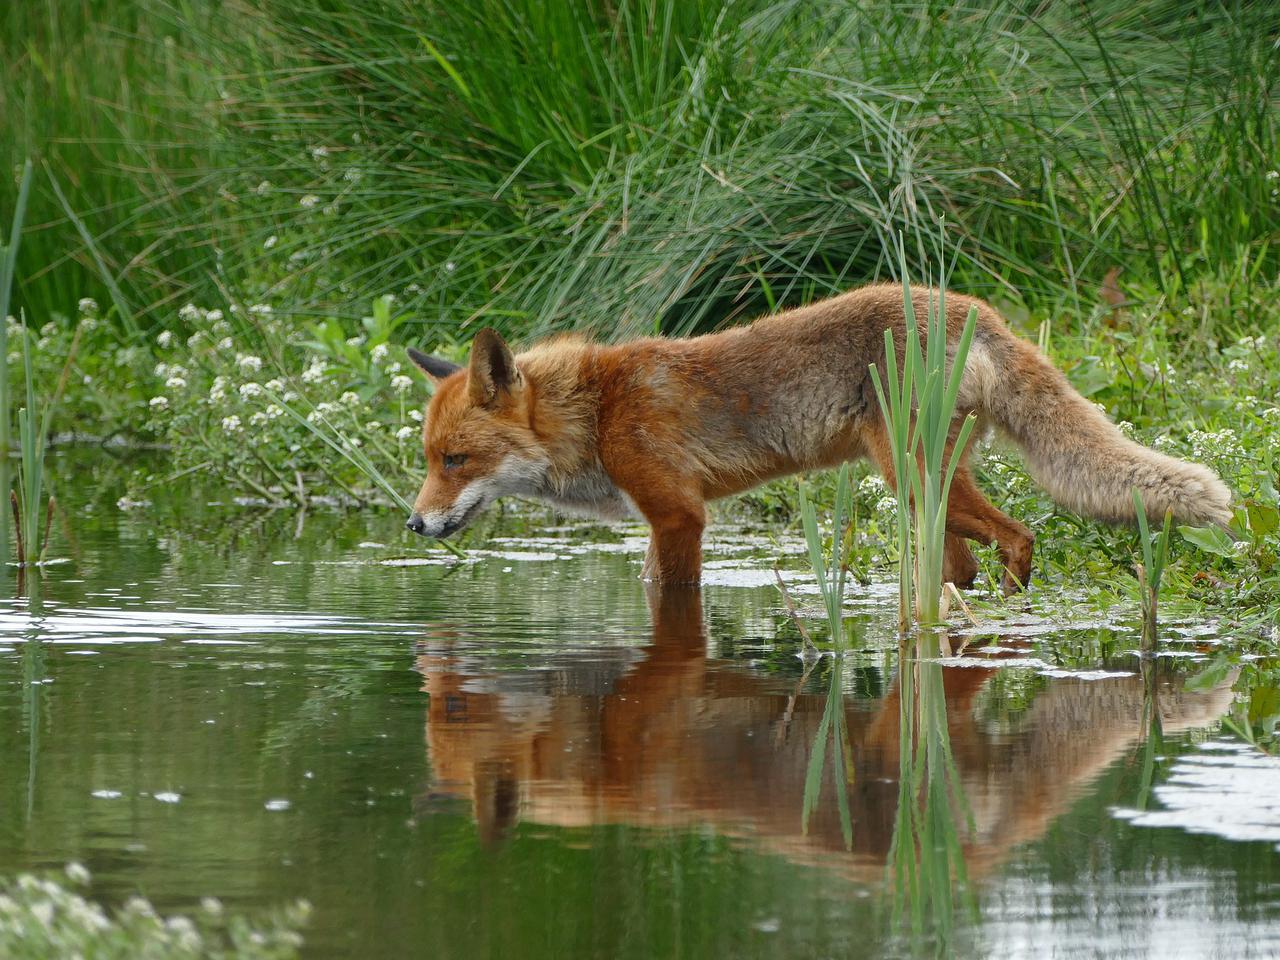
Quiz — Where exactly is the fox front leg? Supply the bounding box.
[641,514,706,584]
[629,495,706,585]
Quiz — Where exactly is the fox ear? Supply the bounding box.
[468,327,522,406]
[407,347,461,385]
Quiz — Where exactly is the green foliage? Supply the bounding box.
[4,1,1279,340]
[0,867,308,959]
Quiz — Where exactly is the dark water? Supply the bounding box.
[3,453,1280,958]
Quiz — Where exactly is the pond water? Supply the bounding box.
[2,452,1280,958]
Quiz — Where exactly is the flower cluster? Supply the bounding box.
[0,867,309,958]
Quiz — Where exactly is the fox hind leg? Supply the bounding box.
[943,533,980,589]
[943,468,1034,595]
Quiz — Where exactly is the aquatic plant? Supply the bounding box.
[870,233,978,628]
[798,462,856,642]
[1132,488,1174,650]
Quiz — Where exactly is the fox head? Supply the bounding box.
[404,328,549,539]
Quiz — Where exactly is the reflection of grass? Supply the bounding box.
[870,233,976,629]
[887,633,976,948]
[801,659,854,850]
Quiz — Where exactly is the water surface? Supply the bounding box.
[2,453,1279,958]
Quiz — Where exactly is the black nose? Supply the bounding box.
[406,514,427,535]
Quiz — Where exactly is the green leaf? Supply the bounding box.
[1245,500,1279,539]
[1184,657,1232,692]
[1178,524,1237,558]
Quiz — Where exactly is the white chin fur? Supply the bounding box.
[423,454,549,534]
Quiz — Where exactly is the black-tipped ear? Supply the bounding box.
[467,328,521,406]
[407,347,462,384]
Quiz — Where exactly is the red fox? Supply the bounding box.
[404,284,1231,591]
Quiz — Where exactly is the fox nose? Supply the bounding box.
[406,513,427,536]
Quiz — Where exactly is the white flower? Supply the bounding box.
[157,330,174,348]
[248,303,272,315]
[209,376,229,401]
[858,474,885,496]
[409,408,423,422]
[265,404,284,419]
[365,421,381,431]
[875,495,899,514]
[237,354,263,374]
[299,194,320,208]
[444,261,456,273]
[1227,357,1249,372]
[264,235,278,249]
[239,382,264,399]
[154,362,169,377]
[391,374,413,393]
[186,331,204,347]
[343,167,362,182]
[254,180,272,195]
[214,337,232,351]
[201,896,224,916]
[165,376,188,390]
[205,308,224,323]
[265,378,284,392]
[345,335,365,347]
[301,359,326,383]
[311,145,330,159]
[221,415,242,433]
[340,390,360,406]
[179,302,201,322]
[149,396,169,410]
[323,203,339,216]
[371,343,390,364]
[79,316,98,331]
[315,402,338,416]
[78,297,98,315]
[386,361,402,374]
[249,411,268,426]
[65,861,91,885]
[396,425,416,441]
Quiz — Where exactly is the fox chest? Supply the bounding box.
[541,464,640,522]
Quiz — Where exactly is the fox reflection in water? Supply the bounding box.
[414,587,1232,872]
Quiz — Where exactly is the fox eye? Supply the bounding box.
[443,453,467,470]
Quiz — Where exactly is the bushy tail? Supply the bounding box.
[977,335,1232,527]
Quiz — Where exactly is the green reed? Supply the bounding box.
[798,462,856,641]
[1132,488,1174,652]
[870,234,978,628]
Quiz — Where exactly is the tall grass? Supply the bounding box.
[0,0,226,321]
[193,0,1279,342]
[5,1,1277,342]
